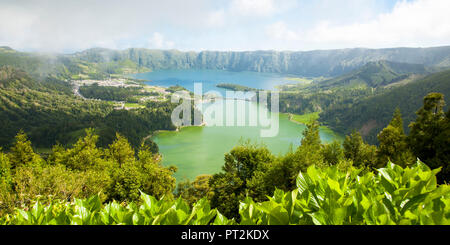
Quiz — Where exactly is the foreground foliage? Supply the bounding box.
[240,161,449,225]
[0,131,176,216]
[2,161,448,225]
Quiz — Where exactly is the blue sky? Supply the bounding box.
[0,0,448,53]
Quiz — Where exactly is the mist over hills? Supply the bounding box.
[2,45,450,79]
[70,46,450,77]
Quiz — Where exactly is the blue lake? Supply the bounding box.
[131,69,295,93]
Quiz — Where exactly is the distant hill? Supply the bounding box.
[0,65,39,89]
[2,45,450,79]
[70,46,450,77]
[314,60,428,89]
[0,46,15,52]
[319,69,450,144]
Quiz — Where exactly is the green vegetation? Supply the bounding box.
[0,92,449,224]
[79,84,156,102]
[239,160,449,225]
[1,161,448,225]
[408,93,450,183]
[376,108,415,168]
[278,87,376,116]
[285,77,314,83]
[166,85,188,93]
[0,66,180,150]
[0,130,176,216]
[1,45,450,225]
[320,69,450,144]
[288,112,344,142]
[316,60,427,89]
[124,103,145,108]
[216,83,261,92]
[289,112,320,124]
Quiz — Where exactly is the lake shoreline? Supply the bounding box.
[147,122,207,139]
[283,112,344,142]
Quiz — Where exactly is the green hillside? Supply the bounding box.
[0,66,176,149]
[315,60,428,89]
[2,46,450,80]
[320,69,450,143]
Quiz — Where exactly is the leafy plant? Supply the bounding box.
[239,160,450,225]
[2,161,448,225]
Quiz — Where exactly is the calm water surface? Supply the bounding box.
[132,70,340,181]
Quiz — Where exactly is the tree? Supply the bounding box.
[0,150,13,214]
[300,120,322,150]
[408,93,448,182]
[376,108,415,168]
[51,129,106,171]
[107,133,135,168]
[435,109,450,181]
[176,174,213,206]
[0,150,11,182]
[321,140,345,166]
[343,131,377,168]
[209,172,244,220]
[143,138,159,154]
[408,93,445,161]
[209,142,274,219]
[290,120,325,175]
[8,131,42,168]
[263,120,327,192]
[138,142,176,199]
[107,135,176,202]
[109,160,142,201]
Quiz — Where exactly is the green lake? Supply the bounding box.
[133,69,342,181]
[152,100,341,182]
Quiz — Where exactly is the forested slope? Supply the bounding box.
[320,69,450,143]
[0,66,175,149]
[315,60,428,89]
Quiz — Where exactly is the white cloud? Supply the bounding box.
[230,0,296,17]
[1,0,449,52]
[231,0,276,16]
[206,10,226,27]
[148,32,175,49]
[266,0,450,49]
[266,21,301,41]
[0,0,213,52]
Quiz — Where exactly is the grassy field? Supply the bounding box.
[286,112,344,142]
[125,102,145,108]
[285,77,314,83]
[290,112,320,124]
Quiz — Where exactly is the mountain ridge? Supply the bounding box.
[2,45,450,78]
[314,60,429,89]
[69,45,450,77]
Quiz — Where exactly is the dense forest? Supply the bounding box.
[0,65,177,150]
[275,61,450,144]
[320,70,450,143]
